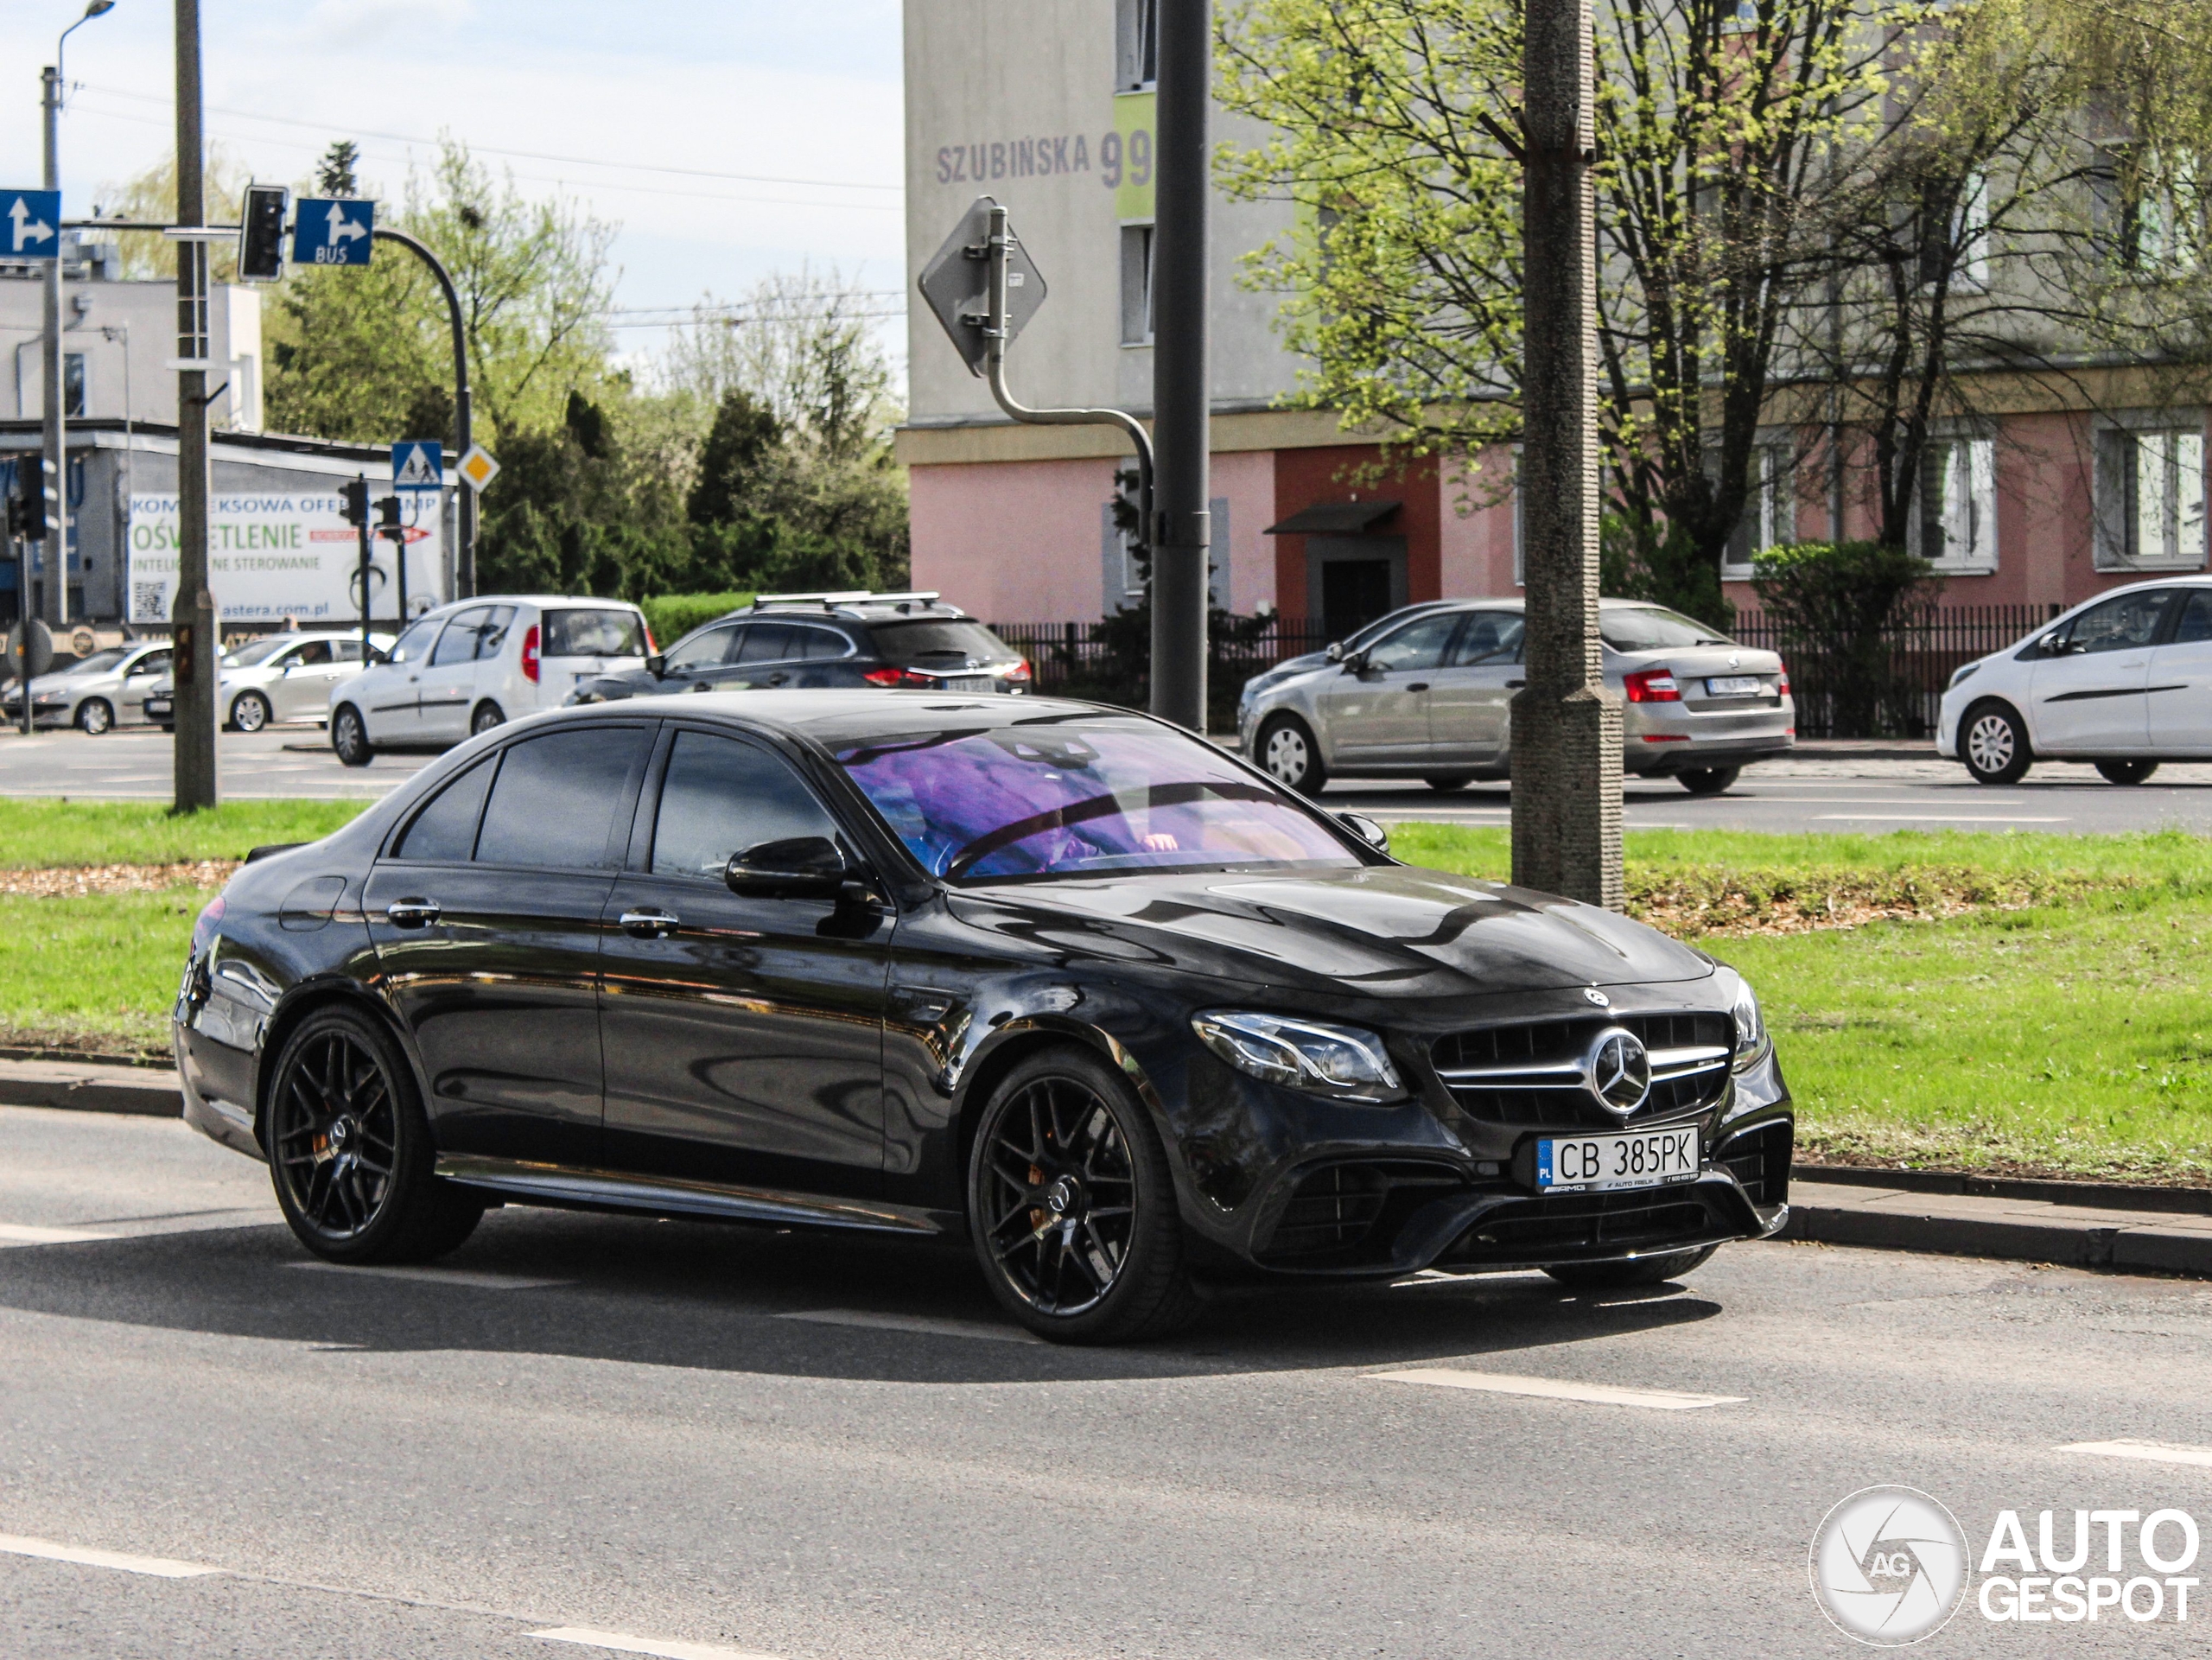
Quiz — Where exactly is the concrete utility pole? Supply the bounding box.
[40,64,67,630]
[172,0,219,811]
[1149,0,1211,733]
[1510,0,1624,908]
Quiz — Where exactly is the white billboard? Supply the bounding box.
[127,490,447,625]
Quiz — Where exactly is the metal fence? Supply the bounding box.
[1732,604,2057,739]
[990,616,1335,722]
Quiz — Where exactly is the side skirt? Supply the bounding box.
[432,1154,953,1237]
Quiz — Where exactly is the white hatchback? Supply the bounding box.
[329,595,651,765]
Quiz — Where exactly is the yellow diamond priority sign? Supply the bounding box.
[456,443,500,492]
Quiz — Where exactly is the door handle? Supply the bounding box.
[763,671,790,687]
[385,898,441,928]
[1407,682,1430,693]
[1508,678,1526,688]
[619,908,679,938]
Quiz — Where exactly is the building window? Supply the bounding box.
[63,353,85,418]
[1116,0,1158,91]
[1920,171,1989,289]
[1913,436,1998,572]
[1120,223,1155,346]
[2093,148,2203,274]
[1725,442,1796,580]
[2096,423,2208,570]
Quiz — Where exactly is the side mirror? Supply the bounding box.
[1341,649,1370,676]
[1338,811,1389,854]
[726,835,848,900]
[645,653,667,677]
[1324,641,1344,663]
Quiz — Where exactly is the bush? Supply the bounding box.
[1750,540,1936,737]
[640,591,754,650]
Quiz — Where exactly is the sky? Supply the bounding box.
[0,0,908,375]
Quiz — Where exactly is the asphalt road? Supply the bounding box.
[6,1104,2212,1657]
[5,722,2212,836]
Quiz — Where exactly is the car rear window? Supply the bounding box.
[542,607,645,658]
[869,620,1017,667]
[1599,607,1735,652]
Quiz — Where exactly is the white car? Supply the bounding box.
[1940,576,2212,785]
[142,630,392,732]
[0,639,174,733]
[329,595,652,766]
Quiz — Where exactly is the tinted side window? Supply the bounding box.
[431,608,490,666]
[476,728,650,868]
[735,623,797,665]
[395,758,494,862]
[2175,591,2212,644]
[789,625,852,661]
[652,731,842,881]
[2069,590,2171,654]
[666,625,738,674]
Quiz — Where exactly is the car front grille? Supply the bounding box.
[1716,1119,1793,1206]
[1256,1161,1470,1269]
[1435,1186,1731,1264]
[1431,1011,1733,1129]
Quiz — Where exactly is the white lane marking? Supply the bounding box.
[1813,812,2068,823]
[0,1223,123,1247]
[2058,1439,2212,1470]
[1368,1367,1743,1410]
[530,1627,780,1660]
[289,1262,573,1291]
[777,1307,1042,1345]
[0,1532,223,1579]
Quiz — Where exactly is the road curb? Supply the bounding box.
[0,1058,181,1119]
[1781,1185,2212,1277]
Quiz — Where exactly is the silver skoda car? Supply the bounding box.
[1240,598,1795,796]
[143,630,391,733]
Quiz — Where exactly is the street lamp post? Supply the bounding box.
[1149,0,1211,733]
[40,0,113,633]
[371,227,474,599]
[1510,0,1624,909]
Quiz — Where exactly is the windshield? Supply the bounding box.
[1600,606,1734,652]
[543,607,645,657]
[385,616,441,666]
[228,636,295,666]
[869,619,1018,667]
[834,718,1362,882]
[67,648,131,675]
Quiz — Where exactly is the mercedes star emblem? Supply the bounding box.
[1583,987,1610,1007]
[1585,1027,1652,1115]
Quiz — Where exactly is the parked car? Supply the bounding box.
[1236,599,1468,724]
[328,595,652,766]
[566,590,1030,706]
[143,630,393,732]
[0,639,173,733]
[175,690,1791,1343]
[1939,576,2212,785]
[1242,597,1794,796]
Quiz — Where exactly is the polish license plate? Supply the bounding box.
[1705,675,1762,697]
[143,696,172,718]
[1536,1127,1700,1193]
[944,675,993,692]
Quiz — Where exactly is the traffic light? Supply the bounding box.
[237,184,289,283]
[339,478,370,526]
[376,495,403,540]
[7,455,46,543]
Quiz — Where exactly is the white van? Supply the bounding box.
[329,595,651,766]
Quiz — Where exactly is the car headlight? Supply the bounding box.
[1191,1010,1404,1103]
[1948,661,1980,690]
[1713,965,1769,1071]
[33,690,67,705]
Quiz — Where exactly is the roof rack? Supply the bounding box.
[749,589,953,615]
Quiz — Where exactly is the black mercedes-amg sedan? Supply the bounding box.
[175,690,1793,1343]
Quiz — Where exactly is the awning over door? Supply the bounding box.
[1263,499,1402,535]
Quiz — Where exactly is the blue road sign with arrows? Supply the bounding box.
[1,190,61,260]
[292,198,375,266]
[391,442,442,493]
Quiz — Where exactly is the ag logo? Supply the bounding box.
[1584,1026,1650,1115]
[1809,1486,1969,1646]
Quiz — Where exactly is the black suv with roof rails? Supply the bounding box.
[566,591,1033,705]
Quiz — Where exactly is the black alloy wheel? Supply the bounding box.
[470,702,505,736]
[1677,766,1740,797]
[230,690,272,733]
[2096,759,2159,785]
[1257,715,1327,796]
[74,698,112,735]
[968,1046,1199,1344]
[1424,776,1471,793]
[1544,1244,1717,1289]
[331,704,374,767]
[266,1006,482,1263]
[1961,701,2032,785]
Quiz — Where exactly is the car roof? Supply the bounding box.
[416,595,645,618]
[559,687,1146,747]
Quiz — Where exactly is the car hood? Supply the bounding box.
[945,862,1711,998]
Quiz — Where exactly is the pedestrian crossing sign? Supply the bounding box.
[391,442,442,493]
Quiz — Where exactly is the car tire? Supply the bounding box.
[264,1004,485,1265]
[2095,759,2159,785]
[1676,766,1739,797]
[469,702,505,737]
[230,690,271,734]
[967,1045,1203,1345]
[330,704,374,767]
[1961,700,2032,785]
[1257,715,1327,796]
[74,699,112,735]
[1543,1244,1718,1290]
[1424,776,1471,792]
